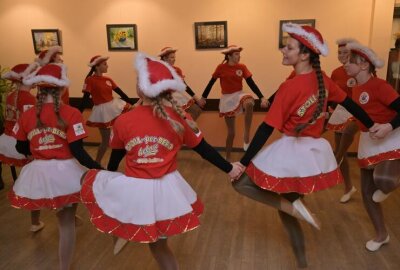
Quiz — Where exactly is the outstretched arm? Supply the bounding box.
[69,139,103,169]
[113,87,132,105]
[107,148,126,171]
[240,122,274,166]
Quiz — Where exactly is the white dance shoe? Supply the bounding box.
[366,235,390,251]
[340,186,357,203]
[292,199,321,230]
[114,238,128,255]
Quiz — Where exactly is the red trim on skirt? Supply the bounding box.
[0,154,29,167]
[358,149,400,168]
[8,190,81,210]
[86,104,131,128]
[219,95,254,118]
[80,169,204,243]
[182,99,195,111]
[326,118,355,132]
[245,162,343,194]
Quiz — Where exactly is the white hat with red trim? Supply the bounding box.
[221,45,243,55]
[282,23,328,56]
[158,47,177,57]
[23,63,69,88]
[336,38,358,47]
[88,55,109,67]
[346,43,384,68]
[135,52,186,98]
[35,46,62,66]
[2,63,39,84]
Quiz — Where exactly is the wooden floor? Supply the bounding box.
[0,147,399,270]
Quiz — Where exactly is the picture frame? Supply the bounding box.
[386,48,400,92]
[31,29,61,54]
[106,24,138,51]
[278,19,316,48]
[194,21,227,49]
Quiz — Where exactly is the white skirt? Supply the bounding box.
[246,135,342,194]
[80,169,203,243]
[326,105,354,132]
[358,127,400,168]
[0,134,29,166]
[9,159,86,210]
[87,98,128,128]
[171,91,195,111]
[219,91,253,117]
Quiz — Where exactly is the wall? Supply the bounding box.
[0,0,395,148]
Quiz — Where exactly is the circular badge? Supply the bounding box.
[347,78,356,87]
[106,80,112,87]
[236,69,243,76]
[359,91,369,104]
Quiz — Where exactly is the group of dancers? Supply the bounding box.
[0,22,399,269]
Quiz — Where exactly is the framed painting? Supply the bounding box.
[194,21,227,49]
[106,24,138,51]
[31,29,61,54]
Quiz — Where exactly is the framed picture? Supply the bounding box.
[31,29,61,54]
[194,21,227,49]
[278,19,316,48]
[106,24,138,51]
[386,48,400,92]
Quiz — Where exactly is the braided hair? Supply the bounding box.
[149,92,200,136]
[35,87,66,130]
[294,44,326,135]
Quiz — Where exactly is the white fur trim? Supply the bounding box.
[346,43,384,69]
[282,23,328,56]
[158,47,177,57]
[134,52,186,98]
[221,46,242,54]
[336,38,358,46]
[35,46,62,66]
[1,62,40,85]
[23,63,70,87]
[88,56,109,67]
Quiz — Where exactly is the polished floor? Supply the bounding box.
[0,148,399,270]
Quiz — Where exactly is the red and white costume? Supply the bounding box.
[83,75,129,128]
[80,53,204,243]
[326,66,356,131]
[9,63,88,210]
[81,106,203,243]
[0,91,36,166]
[352,77,400,168]
[212,62,254,117]
[246,71,347,194]
[9,104,88,210]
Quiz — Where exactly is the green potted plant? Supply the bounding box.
[0,65,14,134]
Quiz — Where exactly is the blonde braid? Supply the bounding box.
[165,92,199,134]
[294,52,326,135]
[151,95,184,135]
[50,88,66,129]
[35,88,47,129]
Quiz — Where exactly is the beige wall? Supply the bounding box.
[0,0,395,147]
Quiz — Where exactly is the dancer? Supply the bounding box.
[9,63,101,269]
[200,45,269,160]
[326,38,359,203]
[232,24,375,267]
[159,47,202,120]
[344,42,400,251]
[80,55,132,164]
[80,53,242,269]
